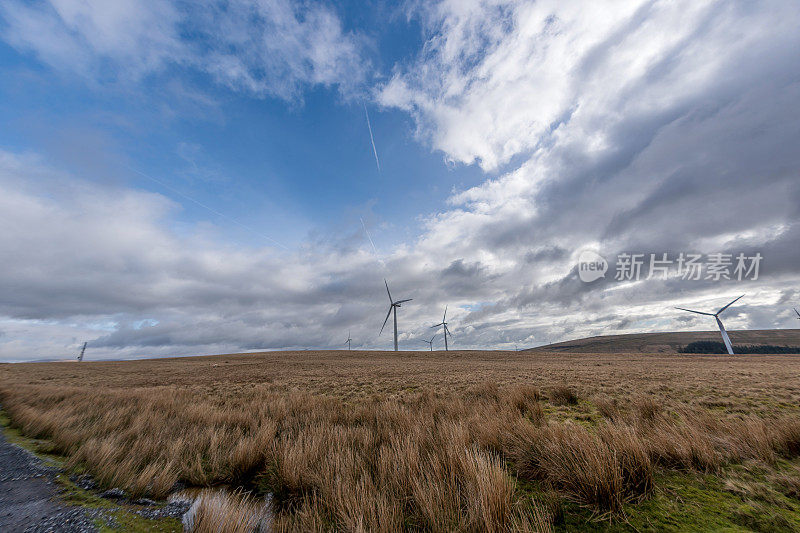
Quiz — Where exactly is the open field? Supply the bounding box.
[528,329,800,353]
[2,350,800,531]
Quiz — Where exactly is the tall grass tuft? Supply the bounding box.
[548,385,579,406]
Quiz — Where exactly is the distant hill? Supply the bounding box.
[527,329,800,354]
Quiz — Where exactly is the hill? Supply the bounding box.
[527,329,800,353]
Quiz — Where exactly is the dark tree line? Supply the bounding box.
[680,341,800,354]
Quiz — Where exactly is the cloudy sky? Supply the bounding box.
[1,0,799,362]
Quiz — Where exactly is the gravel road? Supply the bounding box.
[0,429,105,532]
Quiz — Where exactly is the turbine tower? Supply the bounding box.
[345,331,352,351]
[422,334,436,351]
[78,341,87,362]
[675,295,744,355]
[431,305,453,351]
[379,280,412,351]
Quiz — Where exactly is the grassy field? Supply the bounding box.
[1,350,800,532]
[528,329,800,353]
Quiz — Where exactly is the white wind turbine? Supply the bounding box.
[380,280,412,351]
[422,334,436,351]
[345,331,353,351]
[431,305,453,351]
[675,295,744,355]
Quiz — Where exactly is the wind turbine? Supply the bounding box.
[78,341,87,362]
[345,331,352,351]
[675,295,744,355]
[431,305,453,351]
[379,280,412,351]
[422,334,436,351]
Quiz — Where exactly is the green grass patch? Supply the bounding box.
[56,472,182,532]
[54,473,114,509]
[552,467,800,532]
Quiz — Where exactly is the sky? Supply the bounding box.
[1,0,799,362]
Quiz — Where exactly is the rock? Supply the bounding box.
[70,474,97,491]
[135,500,191,520]
[100,488,126,500]
[134,498,157,506]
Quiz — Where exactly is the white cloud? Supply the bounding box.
[379,0,800,171]
[0,0,367,100]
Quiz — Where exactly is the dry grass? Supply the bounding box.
[509,422,653,511]
[548,385,579,406]
[594,397,620,422]
[1,350,800,531]
[183,489,270,532]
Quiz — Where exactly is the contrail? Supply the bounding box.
[128,166,289,250]
[360,216,386,269]
[364,104,381,173]
[360,217,379,256]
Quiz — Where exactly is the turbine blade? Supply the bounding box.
[795,308,800,318]
[430,334,436,343]
[379,306,392,335]
[431,323,444,328]
[716,294,744,316]
[395,299,412,304]
[445,325,453,337]
[675,307,714,316]
[384,279,393,304]
[443,305,447,323]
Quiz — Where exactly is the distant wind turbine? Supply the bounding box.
[345,331,353,351]
[379,280,412,351]
[78,341,87,362]
[675,295,744,355]
[422,334,436,351]
[431,305,453,351]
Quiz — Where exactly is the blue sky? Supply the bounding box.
[0,18,483,250]
[1,0,799,361]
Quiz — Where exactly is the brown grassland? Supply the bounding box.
[2,350,800,532]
